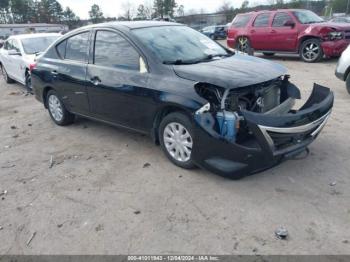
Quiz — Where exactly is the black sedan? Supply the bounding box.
[31,21,334,179]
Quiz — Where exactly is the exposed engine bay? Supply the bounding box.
[194,75,302,145]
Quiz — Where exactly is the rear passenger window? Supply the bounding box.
[273,12,292,27]
[94,30,140,71]
[56,40,67,58]
[12,40,21,53]
[3,40,11,50]
[253,13,270,27]
[232,14,252,28]
[65,32,90,62]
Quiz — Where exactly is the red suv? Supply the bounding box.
[227,9,350,62]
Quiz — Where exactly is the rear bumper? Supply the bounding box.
[322,39,350,57]
[192,84,334,179]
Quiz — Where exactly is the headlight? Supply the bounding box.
[329,31,343,40]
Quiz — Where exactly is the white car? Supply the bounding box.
[335,44,350,94]
[0,33,61,91]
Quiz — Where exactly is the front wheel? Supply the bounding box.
[300,38,323,63]
[47,90,75,126]
[159,112,196,169]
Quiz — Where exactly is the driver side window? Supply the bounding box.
[12,39,21,53]
[273,12,293,27]
[94,30,141,71]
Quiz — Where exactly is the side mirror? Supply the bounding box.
[284,20,295,28]
[8,49,21,56]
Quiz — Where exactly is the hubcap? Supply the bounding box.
[163,122,193,162]
[303,42,319,61]
[237,37,249,53]
[26,75,32,90]
[48,95,63,122]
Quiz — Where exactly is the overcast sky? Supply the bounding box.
[57,0,260,19]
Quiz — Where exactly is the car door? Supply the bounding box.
[10,39,25,83]
[1,40,13,76]
[270,12,298,51]
[86,29,149,130]
[249,13,272,50]
[53,31,91,115]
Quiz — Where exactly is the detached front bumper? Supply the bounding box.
[322,39,350,57]
[192,84,334,179]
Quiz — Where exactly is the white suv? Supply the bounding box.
[0,33,61,91]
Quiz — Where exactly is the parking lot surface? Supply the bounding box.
[0,49,349,254]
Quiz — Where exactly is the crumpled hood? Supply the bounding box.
[308,22,350,31]
[173,53,287,89]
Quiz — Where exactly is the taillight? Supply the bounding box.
[29,63,36,73]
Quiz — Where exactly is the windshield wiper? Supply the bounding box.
[163,59,200,65]
[163,52,234,65]
[304,21,323,24]
[195,53,233,63]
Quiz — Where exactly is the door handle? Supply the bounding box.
[250,29,255,33]
[51,70,58,76]
[270,30,276,33]
[90,76,101,86]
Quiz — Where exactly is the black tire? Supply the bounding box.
[346,73,350,95]
[236,36,253,55]
[1,64,14,83]
[263,52,275,56]
[159,112,196,169]
[210,34,216,40]
[46,90,75,126]
[25,73,32,92]
[300,38,323,63]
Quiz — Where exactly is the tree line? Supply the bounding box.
[89,0,181,22]
[0,0,348,29]
[0,0,81,28]
[0,0,181,28]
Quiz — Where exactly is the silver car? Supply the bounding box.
[335,44,350,94]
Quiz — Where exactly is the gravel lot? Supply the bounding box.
[0,48,349,255]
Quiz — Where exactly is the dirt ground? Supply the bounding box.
[0,48,349,255]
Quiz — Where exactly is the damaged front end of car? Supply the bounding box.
[192,76,334,179]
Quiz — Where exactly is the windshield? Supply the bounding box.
[132,26,231,64]
[293,10,324,24]
[21,36,59,54]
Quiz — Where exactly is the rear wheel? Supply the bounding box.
[25,73,32,92]
[346,73,350,94]
[300,38,323,63]
[159,112,196,169]
[1,64,14,83]
[236,36,253,55]
[47,90,75,126]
